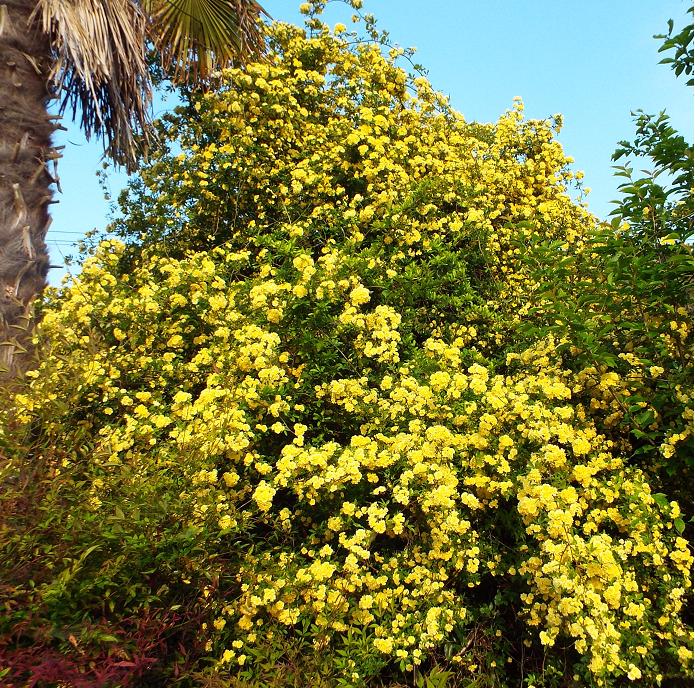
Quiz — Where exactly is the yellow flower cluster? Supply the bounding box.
[14,231,691,685]
[340,304,402,363]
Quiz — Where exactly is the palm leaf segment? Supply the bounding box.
[34,0,267,169]
[145,0,268,83]
[34,0,151,168]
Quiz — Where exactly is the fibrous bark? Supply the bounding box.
[0,0,56,378]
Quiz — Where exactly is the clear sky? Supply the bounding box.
[47,0,693,284]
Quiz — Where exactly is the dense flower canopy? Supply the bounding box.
[2,4,692,687]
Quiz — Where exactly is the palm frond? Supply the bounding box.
[143,0,268,83]
[33,0,152,170]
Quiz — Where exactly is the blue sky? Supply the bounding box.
[47,0,693,284]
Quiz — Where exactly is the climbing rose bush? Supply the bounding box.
[1,4,692,687]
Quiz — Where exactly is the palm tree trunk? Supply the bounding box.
[0,0,56,378]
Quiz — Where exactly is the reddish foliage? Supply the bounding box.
[0,610,195,687]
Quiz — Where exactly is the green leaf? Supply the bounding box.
[635,410,654,427]
[652,493,669,509]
